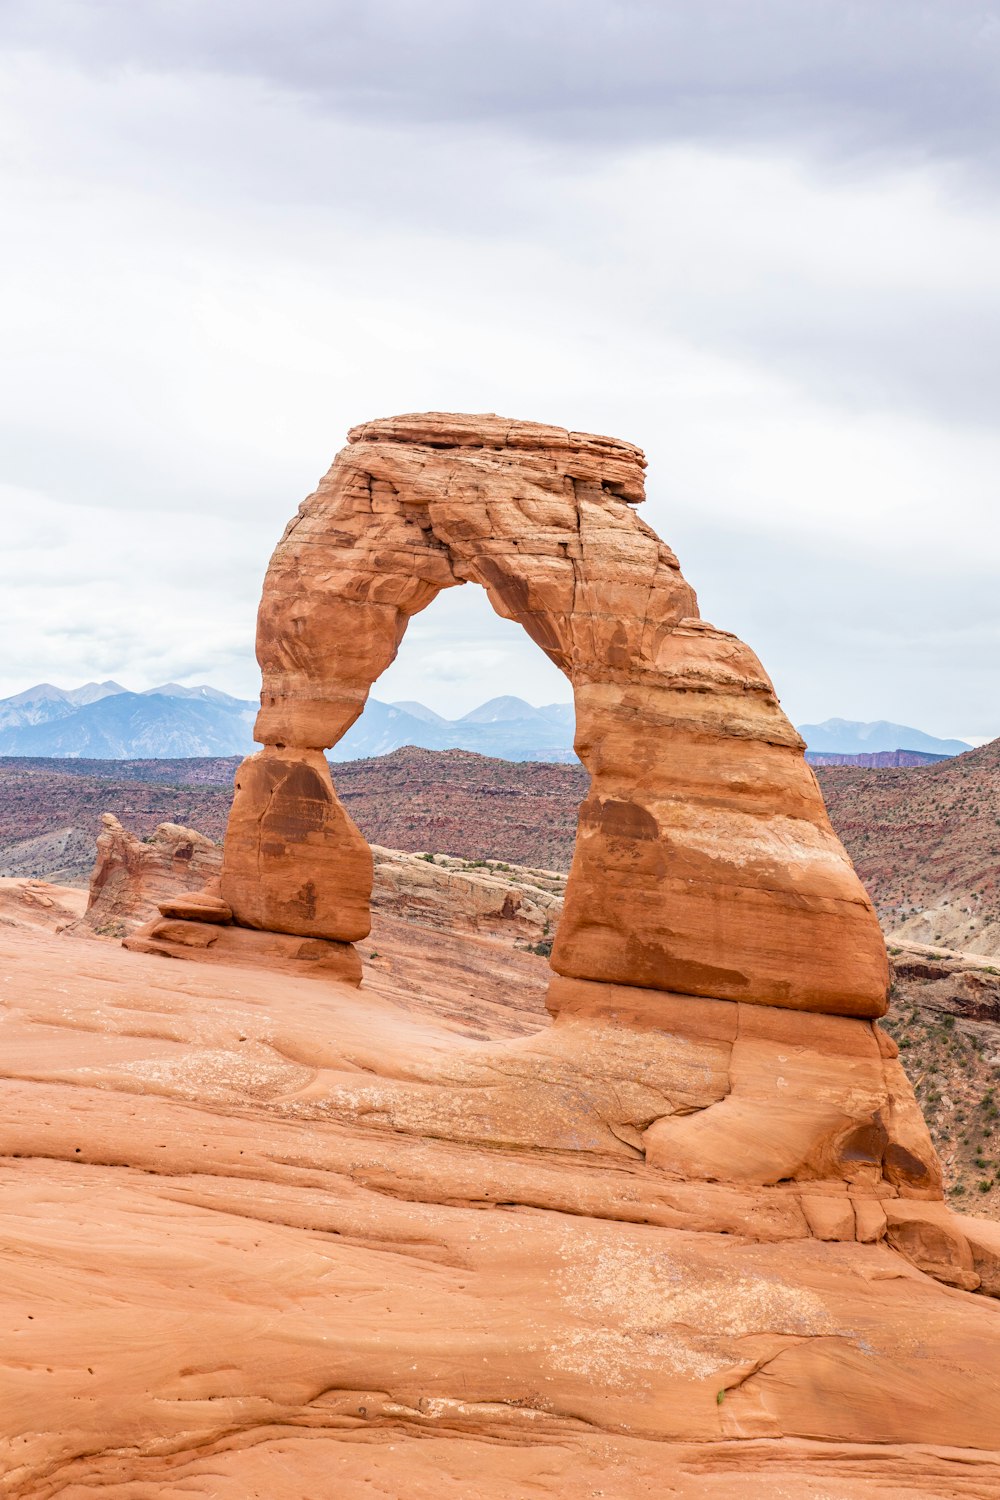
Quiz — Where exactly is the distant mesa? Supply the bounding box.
[806,748,954,769]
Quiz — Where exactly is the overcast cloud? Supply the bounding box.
[1,1,998,739]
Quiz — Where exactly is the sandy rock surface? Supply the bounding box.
[3,902,1000,1497]
[0,877,87,931]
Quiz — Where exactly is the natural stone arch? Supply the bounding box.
[220,412,888,1017]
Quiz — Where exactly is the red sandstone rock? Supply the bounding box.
[236,411,886,1015]
[0,876,87,931]
[83,813,222,936]
[127,916,363,985]
[221,747,372,941]
[2,910,1000,1495]
[89,813,562,944]
[156,890,233,923]
[10,411,992,1493]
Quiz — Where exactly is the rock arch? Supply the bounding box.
[219,412,887,1017]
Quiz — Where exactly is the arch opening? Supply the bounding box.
[363,581,574,741]
[347,580,584,914]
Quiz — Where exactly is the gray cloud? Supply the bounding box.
[4,20,996,442]
[3,1,999,171]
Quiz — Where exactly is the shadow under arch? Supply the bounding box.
[219,411,888,1019]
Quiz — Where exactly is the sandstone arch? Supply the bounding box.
[90,413,1000,1486]
[219,412,887,1017]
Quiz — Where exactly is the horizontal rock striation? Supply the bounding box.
[220,411,886,1016]
[38,412,997,1491]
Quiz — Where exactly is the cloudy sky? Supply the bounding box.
[2,1,998,739]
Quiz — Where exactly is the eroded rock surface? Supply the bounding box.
[7,413,1000,1494]
[370,846,563,939]
[3,906,1000,1497]
[219,412,886,1016]
[0,876,87,932]
[222,747,372,942]
[890,940,1000,1026]
[82,812,222,937]
[99,809,563,946]
[114,813,560,989]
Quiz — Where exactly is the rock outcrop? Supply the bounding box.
[370,847,563,939]
[220,748,373,942]
[10,410,992,1493]
[83,813,222,937]
[891,940,1000,1027]
[135,412,965,1252]
[204,412,886,1015]
[4,906,1000,1495]
[0,876,87,932]
[105,810,562,946]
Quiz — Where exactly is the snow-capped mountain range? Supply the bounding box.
[0,683,577,761]
[0,683,971,763]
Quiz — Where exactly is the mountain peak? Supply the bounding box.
[10,687,973,767]
[457,696,545,725]
[65,681,127,706]
[391,700,448,725]
[797,718,972,757]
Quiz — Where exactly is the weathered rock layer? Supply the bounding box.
[22,411,993,1493]
[83,813,222,937]
[4,906,1000,1496]
[216,411,887,1016]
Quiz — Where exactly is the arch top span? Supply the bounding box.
[254,411,683,753]
[220,410,889,1019]
[346,411,647,500]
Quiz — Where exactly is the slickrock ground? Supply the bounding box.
[72,814,1000,1227]
[3,897,1000,1498]
[0,876,87,932]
